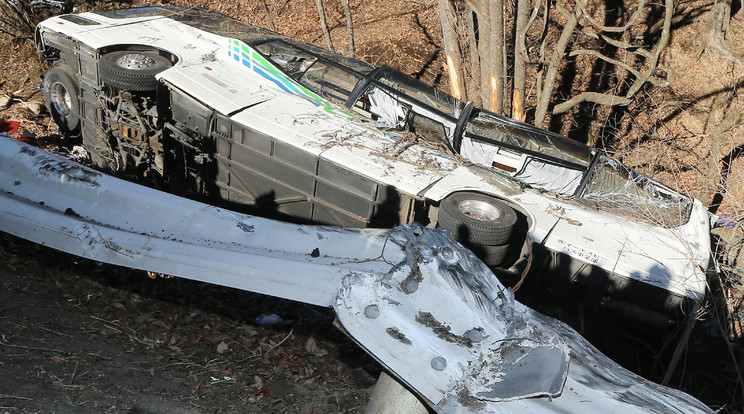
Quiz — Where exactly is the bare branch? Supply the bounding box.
[596,35,677,86]
[569,49,642,80]
[625,0,673,98]
[575,0,647,33]
[0,0,36,39]
[534,3,579,126]
[535,0,551,107]
[552,91,632,114]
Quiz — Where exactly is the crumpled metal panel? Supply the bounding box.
[0,136,713,413]
[333,227,570,405]
[333,226,713,413]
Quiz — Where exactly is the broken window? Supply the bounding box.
[358,85,410,129]
[253,41,364,106]
[579,156,693,227]
[376,71,464,119]
[465,111,594,168]
[298,61,363,106]
[254,41,318,79]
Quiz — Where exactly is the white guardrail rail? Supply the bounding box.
[0,135,713,413]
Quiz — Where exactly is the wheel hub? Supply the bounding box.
[50,82,72,116]
[116,53,157,70]
[458,200,503,222]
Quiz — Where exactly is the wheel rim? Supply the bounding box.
[457,199,503,222]
[116,53,157,70]
[49,82,72,117]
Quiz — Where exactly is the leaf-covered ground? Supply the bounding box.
[0,233,378,413]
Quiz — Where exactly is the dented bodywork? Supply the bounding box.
[0,5,720,411]
[29,7,713,331]
[29,7,716,335]
[0,135,712,412]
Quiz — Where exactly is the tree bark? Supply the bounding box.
[513,0,530,121]
[700,111,744,208]
[534,5,578,127]
[465,4,482,106]
[489,0,504,113]
[702,0,743,61]
[473,1,493,106]
[315,0,335,53]
[342,0,356,58]
[438,0,467,100]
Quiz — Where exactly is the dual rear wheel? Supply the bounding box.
[437,192,519,268]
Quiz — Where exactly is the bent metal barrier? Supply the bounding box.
[0,135,713,413]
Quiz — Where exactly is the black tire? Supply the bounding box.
[437,192,517,246]
[43,67,80,137]
[467,243,510,268]
[100,50,172,91]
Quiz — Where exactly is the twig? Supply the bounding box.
[68,361,79,385]
[39,326,74,338]
[264,329,293,357]
[0,342,67,354]
[0,395,32,400]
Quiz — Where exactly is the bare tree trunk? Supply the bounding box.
[534,6,578,127]
[315,0,335,53]
[702,0,743,61]
[342,0,356,58]
[261,0,277,31]
[700,111,744,208]
[465,4,482,106]
[471,1,493,106]
[512,0,530,121]
[438,0,467,100]
[489,0,504,113]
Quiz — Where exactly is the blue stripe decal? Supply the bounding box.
[253,66,293,94]
[228,38,351,115]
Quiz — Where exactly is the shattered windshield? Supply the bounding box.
[254,41,318,79]
[254,41,365,106]
[579,156,692,227]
